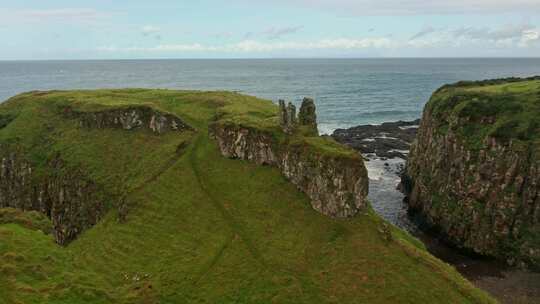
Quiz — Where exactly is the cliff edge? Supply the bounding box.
[210,97,368,217]
[402,77,540,269]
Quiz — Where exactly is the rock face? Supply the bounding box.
[402,78,540,268]
[211,98,368,218]
[0,151,106,245]
[68,106,194,134]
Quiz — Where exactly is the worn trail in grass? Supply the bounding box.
[0,89,496,303]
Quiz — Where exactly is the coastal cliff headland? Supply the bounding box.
[402,77,540,269]
[0,89,493,303]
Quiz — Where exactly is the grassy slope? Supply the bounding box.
[0,89,494,303]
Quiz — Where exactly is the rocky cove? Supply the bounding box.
[331,77,540,304]
[333,120,540,303]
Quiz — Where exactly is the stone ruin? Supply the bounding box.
[278,100,296,133]
[298,97,318,136]
[279,98,318,135]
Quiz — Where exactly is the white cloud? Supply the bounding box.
[245,26,303,40]
[97,37,394,53]
[97,43,211,52]
[141,25,161,36]
[97,22,540,56]
[520,29,540,47]
[251,0,540,15]
[0,8,110,23]
[452,24,534,41]
[407,23,540,49]
[410,26,437,40]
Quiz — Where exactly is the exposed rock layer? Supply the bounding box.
[210,123,368,217]
[0,151,106,245]
[402,82,540,268]
[68,106,194,134]
[0,106,194,244]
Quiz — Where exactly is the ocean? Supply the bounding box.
[1,58,540,134]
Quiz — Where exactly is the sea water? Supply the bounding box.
[2,58,540,134]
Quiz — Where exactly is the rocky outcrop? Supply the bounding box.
[67,106,194,134]
[0,150,108,245]
[402,80,540,268]
[210,122,368,218]
[333,119,420,159]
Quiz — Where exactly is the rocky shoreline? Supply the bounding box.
[332,120,419,230]
[332,119,420,159]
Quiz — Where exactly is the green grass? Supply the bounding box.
[0,89,495,303]
[0,208,52,234]
[427,78,540,151]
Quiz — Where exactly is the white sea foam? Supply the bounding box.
[398,125,419,130]
[317,123,344,135]
[364,157,405,182]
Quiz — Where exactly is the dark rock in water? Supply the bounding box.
[332,119,420,159]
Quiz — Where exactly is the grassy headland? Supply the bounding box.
[0,89,494,303]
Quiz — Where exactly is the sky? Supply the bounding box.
[1,0,539,60]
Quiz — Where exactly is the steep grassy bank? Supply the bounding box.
[0,89,494,303]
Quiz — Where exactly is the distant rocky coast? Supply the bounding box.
[332,119,420,160]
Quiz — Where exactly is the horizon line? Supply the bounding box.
[1,56,540,62]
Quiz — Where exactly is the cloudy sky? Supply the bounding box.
[1,0,539,59]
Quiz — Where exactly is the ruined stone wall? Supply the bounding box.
[278,98,318,136]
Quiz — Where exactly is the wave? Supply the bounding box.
[353,110,421,117]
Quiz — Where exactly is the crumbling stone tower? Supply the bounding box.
[298,97,318,136]
[279,99,297,133]
[279,97,318,135]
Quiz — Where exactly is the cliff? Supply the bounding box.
[210,98,368,217]
[402,77,540,268]
[68,105,194,134]
[0,151,105,245]
[210,123,368,217]
[0,93,194,244]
